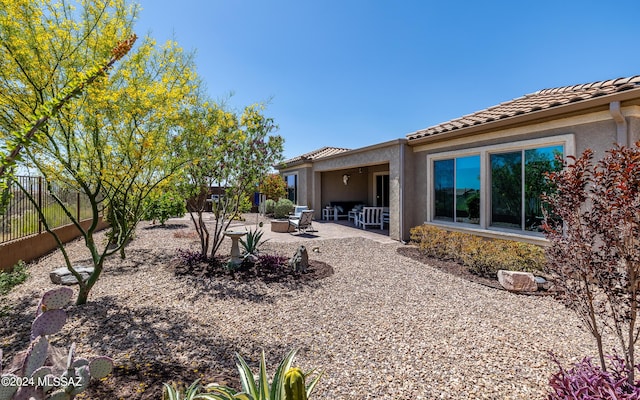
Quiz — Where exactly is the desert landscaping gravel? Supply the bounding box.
[0,215,619,399]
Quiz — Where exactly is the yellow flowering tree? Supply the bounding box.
[25,37,199,304]
[0,0,137,207]
[1,0,200,304]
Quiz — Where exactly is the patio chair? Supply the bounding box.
[356,207,384,230]
[289,210,315,233]
[290,205,308,219]
[348,204,364,226]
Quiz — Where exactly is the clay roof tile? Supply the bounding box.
[407,75,640,141]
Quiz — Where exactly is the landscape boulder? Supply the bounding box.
[50,266,94,285]
[288,245,309,273]
[497,270,537,292]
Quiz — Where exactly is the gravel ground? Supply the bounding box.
[0,214,616,399]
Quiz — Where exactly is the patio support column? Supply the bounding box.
[312,170,322,220]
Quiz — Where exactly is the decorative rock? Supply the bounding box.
[497,270,538,292]
[288,245,309,273]
[535,276,552,291]
[49,266,94,286]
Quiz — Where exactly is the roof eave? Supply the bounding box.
[407,87,640,146]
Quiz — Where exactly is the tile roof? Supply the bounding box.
[407,75,640,141]
[280,146,351,166]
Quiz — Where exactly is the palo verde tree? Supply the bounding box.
[24,36,198,305]
[177,103,283,258]
[5,0,199,304]
[543,143,640,383]
[0,0,136,209]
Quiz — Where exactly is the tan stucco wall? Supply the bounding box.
[321,169,369,206]
[401,143,415,241]
[0,218,109,272]
[629,115,640,144]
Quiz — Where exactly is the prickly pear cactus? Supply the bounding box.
[284,367,307,400]
[31,309,67,341]
[36,288,73,316]
[0,288,113,400]
[88,357,113,379]
[22,336,49,377]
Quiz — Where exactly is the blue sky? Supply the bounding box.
[135,0,640,160]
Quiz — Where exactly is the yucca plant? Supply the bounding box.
[239,228,269,256]
[183,348,322,400]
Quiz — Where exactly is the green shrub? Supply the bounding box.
[274,198,294,219]
[0,260,28,295]
[237,193,253,214]
[264,199,276,215]
[143,191,186,225]
[409,224,545,277]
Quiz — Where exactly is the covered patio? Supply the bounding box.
[277,139,411,242]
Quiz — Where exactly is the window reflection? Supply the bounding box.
[434,159,454,221]
[455,155,480,224]
[491,152,522,229]
[524,146,563,231]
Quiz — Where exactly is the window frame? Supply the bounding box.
[426,134,575,238]
[432,155,481,224]
[283,173,298,204]
[373,171,390,207]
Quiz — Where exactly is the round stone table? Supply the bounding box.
[224,231,247,264]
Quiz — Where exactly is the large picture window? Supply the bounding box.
[428,136,571,238]
[433,155,480,224]
[490,145,562,231]
[284,174,297,204]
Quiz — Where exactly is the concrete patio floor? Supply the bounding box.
[176,213,396,244]
[256,219,395,244]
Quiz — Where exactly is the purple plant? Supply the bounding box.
[548,354,640,399]
[176,249,207,268]
[255,253,288,272]
[175,249,224,277]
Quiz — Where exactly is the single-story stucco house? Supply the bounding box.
[277,75,640,244]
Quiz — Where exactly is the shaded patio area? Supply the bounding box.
[260,218,392,243]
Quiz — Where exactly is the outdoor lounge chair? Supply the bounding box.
[356,207,384,230]
[290,205,308,219]
[289,210,315,233]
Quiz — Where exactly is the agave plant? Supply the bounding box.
[162,379,215,400]
[165,349,322,400]
[239,228,269,257]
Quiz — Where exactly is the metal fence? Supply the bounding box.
[0,176,94,244]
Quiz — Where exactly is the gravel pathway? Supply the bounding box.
[0,216,613,399]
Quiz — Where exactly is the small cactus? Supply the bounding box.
[31,309,67,340]
[284,367,307,400]
[36,288,73,316]
[22,336,49,377]
[0,288,113,400]
[88,357,113,379]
